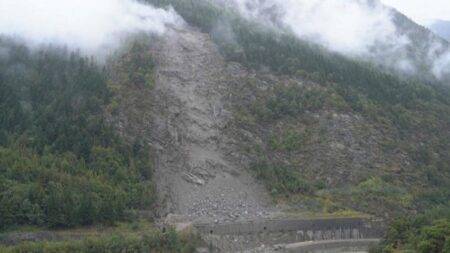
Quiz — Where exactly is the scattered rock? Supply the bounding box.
[150,26,274,222]
[182,172,205,185]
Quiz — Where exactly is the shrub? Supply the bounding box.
[0,228,198,253]
[251,162,313,197]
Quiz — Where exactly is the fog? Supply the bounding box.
[218,0,450,80]
[0,0,449,79]
[221,0,406,56]
[0,0,183,55]
[433,51,450,79]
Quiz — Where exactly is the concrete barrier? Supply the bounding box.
[194,217,382,239]
[281,239,380,252]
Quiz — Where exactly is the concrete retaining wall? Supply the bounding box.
[282,239,380,253]
[194,217,383,239]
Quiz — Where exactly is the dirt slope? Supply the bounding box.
[150,26,273,223]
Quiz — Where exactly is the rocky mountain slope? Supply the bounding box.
[150,27,273,222]
[106,26,276,223]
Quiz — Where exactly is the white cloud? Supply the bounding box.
[380,0,450,24]
[271,0,400,56]
[218,0,450,79]
[433,51,450,78]
[221,0,411,62]
[0,0,183,55]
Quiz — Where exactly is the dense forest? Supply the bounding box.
[0,38,156,230]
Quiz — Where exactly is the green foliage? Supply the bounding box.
[0,228,199,253]
[417,220,450,253]
[251,162,313,197]
[0,146,133,230]
[384,219,450,253]
[350,177,413,211]
[0,39,156,230]
[269,129,307,152]
[375,208,450,253]
[252,84,347,121]
[0,39,112,159]
[112,39,156,89]
[0,76,25,133]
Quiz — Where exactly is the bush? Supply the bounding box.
[251,162,313,197]
[0,228,199,253]
[377,208,450,253]
[349,177,413,215]
[417,220,450,253]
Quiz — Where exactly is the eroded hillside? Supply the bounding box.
[108,26,275,223]
[1,0,449,252]
[108,20,449,222]
[151,27,275,222]
[143,0,450,221]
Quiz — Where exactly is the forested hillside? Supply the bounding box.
[0,38,156,230]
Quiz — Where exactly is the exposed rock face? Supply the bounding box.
[149,26,274,222]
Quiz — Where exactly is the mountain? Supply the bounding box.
[0,0,449,252]
[389,11,450,81]
[428,19,450,41]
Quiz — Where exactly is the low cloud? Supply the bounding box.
[433,51,450,78]
[217,0,450,80]
[0,0,183,55]
[220,0,405,55]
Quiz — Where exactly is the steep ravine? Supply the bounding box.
[149,26,274,223]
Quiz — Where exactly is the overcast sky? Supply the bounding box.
[381,0,450,24]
